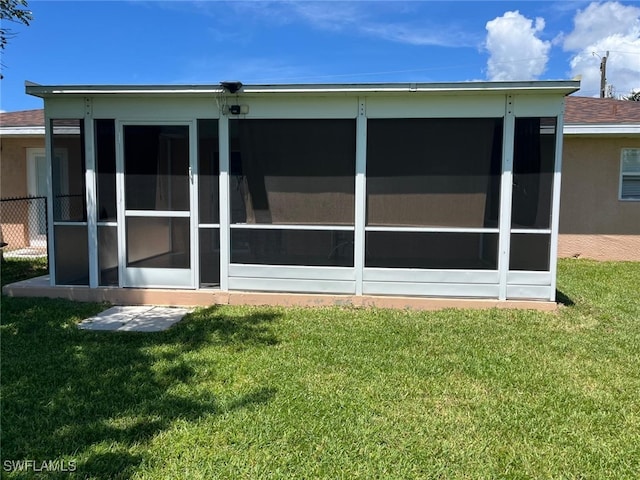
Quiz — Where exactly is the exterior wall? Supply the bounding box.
[0,136,46,248]
[559,136,640,260]
[0,136,44,198]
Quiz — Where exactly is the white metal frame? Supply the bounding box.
[116,120,198,289]
[35,82,577,300]
[46,115,87,287]
[224,109,359,295]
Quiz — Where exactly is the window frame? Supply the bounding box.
[619,148,640,201]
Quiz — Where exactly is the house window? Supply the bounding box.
[620,148,640,201]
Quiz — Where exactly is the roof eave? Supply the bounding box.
[563,124,640,135]
[0,126,46,136]
[25,80,581,98]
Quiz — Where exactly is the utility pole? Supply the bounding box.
[599,51,609,98]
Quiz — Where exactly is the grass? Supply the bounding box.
[0,257,48,288]
[1,258,639,479]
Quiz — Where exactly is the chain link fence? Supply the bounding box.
[0,196,49,268]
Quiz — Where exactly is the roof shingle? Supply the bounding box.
[564,96,640,125]
[0,109,44,127]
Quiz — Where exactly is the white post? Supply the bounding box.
[548,103,565,302]
[190,121,199,289]
[219,113,230,291]
[84,97,99,288]
[45,111,56,286]
[354,97,367,296]
[498,95,515,300]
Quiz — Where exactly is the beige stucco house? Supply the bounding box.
[560,97,640,261]
[0,109,48,252]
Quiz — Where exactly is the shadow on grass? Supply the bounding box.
[0,298,280,479]
[555,289,575,307]
[0,257,48,288]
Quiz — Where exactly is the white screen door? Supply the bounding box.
[118,123,195,288]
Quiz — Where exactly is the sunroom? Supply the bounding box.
[24,80,579,304]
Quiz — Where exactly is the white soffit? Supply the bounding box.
[0,126,45,136]
[563,124,640,136]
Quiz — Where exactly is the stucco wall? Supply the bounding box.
[559,136,640,260]
[0,137,44,198]
[0,137,46,248]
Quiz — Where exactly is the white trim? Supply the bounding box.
[549,111,564,302]
[198,223,221,229]
[363,281,500,298]
[0,126,45,136]
[365,226,499,233]
[53,221,88,226]
[117,120,197,289]
[25,80,580,97]
[84,103,99,288]
[219,115,230,291]
[122,267,193,289]
[116,123,126,286]
[506,284,552,300]
[229,264,355,281]
[96,221,118,227]
[45,112,56,286]
[230,224,355,231]
[189,120,199,290]
[563,124,640,136]
[498,95,515,300]
[229,277,355,294]
[363,268,498,284]
[124,210,191,218]
[507,271,551,286]
[354,97,367,295]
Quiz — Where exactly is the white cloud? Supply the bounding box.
[485,11,551,81]
[563,1,640,97]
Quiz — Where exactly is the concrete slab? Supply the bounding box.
[4,275,559,312]
[78,305,191,332]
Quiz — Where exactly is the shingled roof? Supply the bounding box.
[0,109,44,127]
[565,96,640,125]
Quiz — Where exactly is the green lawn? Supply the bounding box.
[1,258,639,479]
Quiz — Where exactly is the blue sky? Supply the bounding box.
[2,0,640,112]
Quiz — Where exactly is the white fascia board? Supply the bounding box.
[0,126,45,136]
[242,81,580,95]
[563,124,640,136]
[25,80,580,98]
